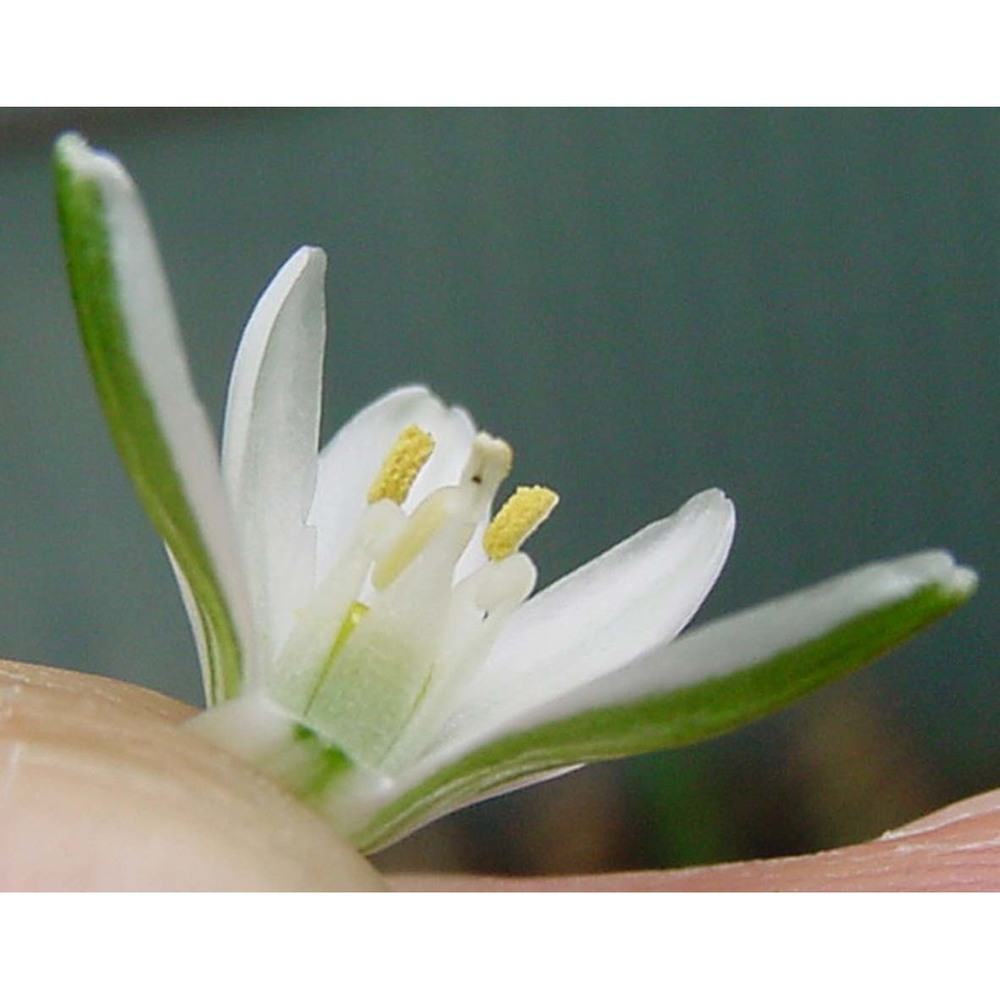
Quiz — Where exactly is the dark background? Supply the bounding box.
[0,108,995,873]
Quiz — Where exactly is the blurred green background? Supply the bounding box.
[0,108,995,874]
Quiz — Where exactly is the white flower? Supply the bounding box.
[55,134,977,852]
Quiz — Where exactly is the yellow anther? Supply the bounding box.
[367,425,435,505]
[483,485,559,561]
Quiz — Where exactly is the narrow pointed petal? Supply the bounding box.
[521,549,977,723]
[221,247,326,660]
[309,386,476,579]
[353,550,976,851]
[54,133,253,703]
[444,489,736,740]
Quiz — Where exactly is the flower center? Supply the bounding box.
[273,422,558,773]
[366,425,557,590]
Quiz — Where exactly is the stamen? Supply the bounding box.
[371,491,455,591]
[367,425,435,505]
[483,485,559,561]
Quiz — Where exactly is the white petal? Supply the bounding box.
[221,247,326,659]
[382,550,974,838]
[309,386,476,580]
[438,488,735,746]
[519,549,977,724]
[58,134,255,693]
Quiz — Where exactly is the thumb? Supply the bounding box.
[0,659,384,891]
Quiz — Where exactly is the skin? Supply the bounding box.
[0,659,996,891]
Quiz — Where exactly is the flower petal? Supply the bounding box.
[440,489,736,745]
[309,386,476,580]
[547,550,978,717]
[221,247,326,660]
[55,133,253,703]
[352,549,976,851]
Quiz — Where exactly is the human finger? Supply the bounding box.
[0,660,384,891]
[389,788,1000,891]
